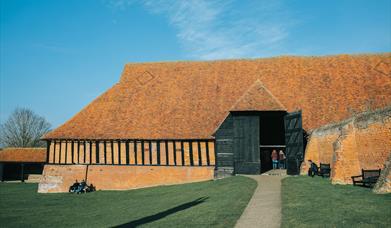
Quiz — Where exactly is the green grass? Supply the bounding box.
[282,176,391,228]
[0,176,257,227]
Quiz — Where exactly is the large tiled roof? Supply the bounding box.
[44,53,391,139]
[0,148,46,162]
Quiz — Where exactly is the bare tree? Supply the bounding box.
[0,108,51,148]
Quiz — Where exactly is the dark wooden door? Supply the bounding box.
[284,111,304,175]
[233,115,260,174]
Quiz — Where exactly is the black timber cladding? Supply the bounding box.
[233,114,260,174]
[215,113,262,175]
[215,114,235,170]
[284,111,304,175]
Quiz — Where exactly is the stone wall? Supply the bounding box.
[302,106,391,185]
[38,165,214,193]
[373,154,391,194]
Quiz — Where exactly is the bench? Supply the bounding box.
[351,169,381,188]
[318,163,331,178]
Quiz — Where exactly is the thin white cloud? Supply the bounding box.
[106,0,295,60]
[33,43,74,54]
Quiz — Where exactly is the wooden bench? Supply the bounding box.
[351,169,381,188]
[318,163,331,178]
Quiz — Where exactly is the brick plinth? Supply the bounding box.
[38,165,214,193]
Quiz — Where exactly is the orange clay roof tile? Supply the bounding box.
[43,53,391,140]
[0,148,46,162]
[230,80,286,111]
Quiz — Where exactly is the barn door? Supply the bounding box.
[233,115,260,174]
[284,111,304,175]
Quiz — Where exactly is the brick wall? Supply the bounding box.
[38,165,214,193]
[373,154,391,194]
[302,107,391,184]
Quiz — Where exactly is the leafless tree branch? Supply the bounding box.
[0,108,51,148]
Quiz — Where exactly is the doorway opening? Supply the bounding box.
[259,111,287,173]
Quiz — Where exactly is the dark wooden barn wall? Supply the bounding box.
[215,114,235,177]
[233,115,260,174]
[215,113,261,176]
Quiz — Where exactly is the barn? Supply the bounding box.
[0,148,46,182]
[39,53,391,192]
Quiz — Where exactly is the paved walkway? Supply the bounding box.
[235,171,286,228]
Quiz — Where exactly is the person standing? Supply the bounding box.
[271,150,278,169]
[278,150,286,169]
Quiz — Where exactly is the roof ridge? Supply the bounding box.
[123,52,391,65]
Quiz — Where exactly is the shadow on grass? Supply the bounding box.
[114,197,209,227]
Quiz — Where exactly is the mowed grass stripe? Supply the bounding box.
[282,176,391,228]
[0,176,256,228]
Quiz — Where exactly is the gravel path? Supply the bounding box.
[235,172,286,228]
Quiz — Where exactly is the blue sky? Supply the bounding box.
[1,0,390,128]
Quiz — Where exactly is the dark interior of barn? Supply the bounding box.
[1,163,44,181]
[259,111,287,173]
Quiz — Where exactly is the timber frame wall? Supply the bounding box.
[45,139,216,167]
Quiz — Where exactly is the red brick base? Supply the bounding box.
[38,165,215,193]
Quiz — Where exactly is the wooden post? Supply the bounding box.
[157,141,161,165]
[20,163,24,182]
[134,141,138,165]
[53,141,57,164]
[181,141,185,166]
[59,140,62,164]
[110,140,114,165]
[0,163,4,182]
[141,140,145,165]
[197,141,202,166]
[96,141,100,164]
[165,140,169,165]
[149,141,152,165]
[125,140,129,165]
[65,140,68,164]
[206,140,210,166]
[189,141,194,166]
[104,141,107,164]
[173,141,177,165]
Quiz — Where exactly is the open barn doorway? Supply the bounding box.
[259,111,287,173]
[215,110,304,176]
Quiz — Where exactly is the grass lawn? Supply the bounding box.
[0,176,256,227]
[282,176,391,228]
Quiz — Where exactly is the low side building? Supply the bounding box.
[0,148,46,182]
